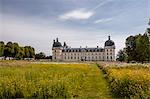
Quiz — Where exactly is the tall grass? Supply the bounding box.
[98,63,150,98]
[0,61,111,98]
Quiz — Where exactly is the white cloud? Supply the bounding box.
[59,9,94,20]
[94,18,113,24]
[91,0,113,11]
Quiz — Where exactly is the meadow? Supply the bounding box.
[0,61,112,99]
[98,62,150,98]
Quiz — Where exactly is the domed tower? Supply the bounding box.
[52,38,62,61]
[104,36,115,61]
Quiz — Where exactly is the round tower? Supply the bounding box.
[52,38,62,61]
[104,36,115,61]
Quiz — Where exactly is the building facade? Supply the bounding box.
[52,36,115,61]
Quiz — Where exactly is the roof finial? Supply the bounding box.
[56,38,58,42]
[63,42,66,46]
[108,36,110,40]
[53,39,55,43]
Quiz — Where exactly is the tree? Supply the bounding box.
[24,46,30,58]
[29,47,35,58]
[125,34,150,63]
[0,41,5,57]
[4,42,14,57]
[18,47,25,59]
[13,42,20,58]
[116,49,127,62]
[125,36,137,62]
[35,52,46,59]
[24,46,35,58]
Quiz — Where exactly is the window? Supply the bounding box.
[111,56,112,60]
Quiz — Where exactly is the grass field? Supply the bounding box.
[1,61,150,98]
[98,62,150,98]
[0,61,112,98]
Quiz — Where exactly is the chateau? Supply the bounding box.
[52,36,115,61]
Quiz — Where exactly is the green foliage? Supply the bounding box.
[116,49,127,62]
[24,46,35,58]
[13,42,20,58]
[0,41,5,57]
[1,41,35,59]
[35,52,46,59]
[4,42,14,57]
[125,34,150,63]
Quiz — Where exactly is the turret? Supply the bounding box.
[63,42,68,48]
[52,38,63,61]
[104,36,115,61]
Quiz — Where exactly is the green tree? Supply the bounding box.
[116,49,127,62]
[0,41,5,57]
[125,36,136,62]
[18,47,25,59]
[24,46,35,58]
[35,52,46,59]
[24,46,30,58]
[125,34,150,63]
[13,42,20,58]
[29,47,35,58]
[4,42,14,57]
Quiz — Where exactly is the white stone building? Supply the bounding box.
[52,36,115,61]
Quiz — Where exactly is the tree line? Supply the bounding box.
[0,41,35,59]
[117,29,150,63]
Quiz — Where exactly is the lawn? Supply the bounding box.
[0,61,112,98]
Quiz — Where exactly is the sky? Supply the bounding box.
[0,0,150,55]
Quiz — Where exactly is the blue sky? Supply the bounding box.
[0,0,149,55]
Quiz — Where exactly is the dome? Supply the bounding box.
[105,36,115,47]
[53,42,62,47]
[53,38,62,47]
